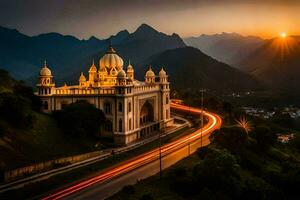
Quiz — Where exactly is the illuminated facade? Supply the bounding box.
[36,46,173,145]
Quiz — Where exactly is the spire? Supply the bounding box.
[44,59,47,67]
[109,38,112,47]
[129,59,131,65]
[92,59,95,66]
[107,39,116,53]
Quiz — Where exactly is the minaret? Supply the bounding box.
[159,67,170,122]
[88,59,97,85]
[127,60,134,80]
[145,65,155,84]
[37,60,55,96]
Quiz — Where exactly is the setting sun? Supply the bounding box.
[280,32,287,38]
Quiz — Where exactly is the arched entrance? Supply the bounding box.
[140,101,154,125]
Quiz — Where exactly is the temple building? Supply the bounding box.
[36,45,173,145]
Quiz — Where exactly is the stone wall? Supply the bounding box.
[3,151,101,182]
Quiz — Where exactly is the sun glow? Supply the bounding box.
[280,32,287,38]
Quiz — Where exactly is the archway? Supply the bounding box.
[140,101,154,125]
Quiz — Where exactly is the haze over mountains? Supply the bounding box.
[237,36,300,92]
[4,23,299,93]
[184,33,265,67]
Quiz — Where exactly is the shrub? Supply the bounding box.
[54,101,106,136]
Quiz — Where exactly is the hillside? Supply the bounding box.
[237,36,300,93]
[184,33,265,67]
[0,70,104,170]
[145,47,261,93]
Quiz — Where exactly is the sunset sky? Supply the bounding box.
[0,0,299,39]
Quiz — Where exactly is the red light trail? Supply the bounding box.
[42,102,222,200]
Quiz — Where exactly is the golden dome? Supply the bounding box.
[99,46,123,71]
[159,67,167,77]
[89,60,97,73]
[79,72,86,82]
[117,69,127,79]
[40,61,52,76]
[145,66,155,77]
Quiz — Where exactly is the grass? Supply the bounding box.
[0,125,192,200]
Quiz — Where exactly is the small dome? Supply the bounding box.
[159,67,167,77]
[40,61,52,76]
[117,69,127,79]
[79,72,86,82]
[127,60,134,72]
[89,60,97,72]
[99,45,124,70]
[146,66,155,77]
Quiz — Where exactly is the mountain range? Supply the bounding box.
[184,32,265,67]
[185,33,300,94]
[146,47,261,93]
[0,24,261,93]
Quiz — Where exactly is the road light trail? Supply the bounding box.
[42,102,222,200]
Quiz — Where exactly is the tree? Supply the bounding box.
[251,126,276,151]
[210,127,248,153]
[193,148,241,196]
[13,82,41,111]
[54,101,106,136]
[0,92,32,128]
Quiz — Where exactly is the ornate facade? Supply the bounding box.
[36,46,173,145]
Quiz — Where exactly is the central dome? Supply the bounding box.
[99,46,124,71]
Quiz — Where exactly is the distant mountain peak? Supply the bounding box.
[135,24,158,34]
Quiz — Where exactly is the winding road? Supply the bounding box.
[42,102,222,200]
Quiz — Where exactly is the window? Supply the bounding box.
[129,118,132,130]
[119,119,123,132]
[128,102,131,113]
[104,102,111,114]
[166,109,169,119]
[118,102,123,112]
[166,96,169,104]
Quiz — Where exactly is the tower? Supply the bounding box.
[145,66,155,84]
[127,60,134,80]
[37,60,55,96]
[88,60,97,86]
[36,60,55,112]
[159,67,170,123]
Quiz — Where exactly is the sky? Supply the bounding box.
[0,0,299,39]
